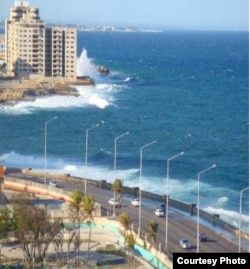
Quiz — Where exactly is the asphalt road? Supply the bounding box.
[4,172,244,256]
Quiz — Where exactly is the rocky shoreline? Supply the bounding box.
[0,77,94,104]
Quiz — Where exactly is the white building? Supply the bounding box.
[5,0,77,79]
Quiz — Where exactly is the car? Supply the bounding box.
[108,198,119,206]
[160,203,166,210]
[49,180,57,187]
[199,232,207,242]
[131,198,140,207]
[154,208,165,217]
[179,238,192,249]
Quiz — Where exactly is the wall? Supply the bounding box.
[3,168,249,242]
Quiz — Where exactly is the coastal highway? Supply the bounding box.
[4,172,243,256]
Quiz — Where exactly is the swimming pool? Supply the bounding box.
[33,198,65,208]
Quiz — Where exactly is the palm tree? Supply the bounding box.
[69,189,85,222]
[81,194,95,266]
[124,232,137,268]
[118,211,131,236]
[69,189,85,263]
[112,178,123,207]
[146,219,158,248]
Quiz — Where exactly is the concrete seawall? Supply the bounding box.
[3,167,249,242]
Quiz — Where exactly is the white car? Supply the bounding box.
[108,198,119,206]
[154,208,165,217]
[179,238,192,249]
[49,180,57,187]
[131,198,140,207]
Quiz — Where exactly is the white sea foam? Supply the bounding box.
[1,150,248,233]
[0,151,43,168]
[0,83,118,114]
[217,196,229,205]
[63,165,78,171]
[89,94,109,109]
[204,206,249,231]
[77,48,98,78]
[0,48,125,115]
[205,206,250,223]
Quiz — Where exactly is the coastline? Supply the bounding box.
[0,76,94,104]
[4,167,249,245]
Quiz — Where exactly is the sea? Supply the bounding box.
[0,30,249,234]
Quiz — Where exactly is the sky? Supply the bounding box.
[0,0,249,31]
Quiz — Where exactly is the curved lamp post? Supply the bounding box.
[138,140,156,237]
[85,123,102,195]
[113,131,129,217]
[44,116,57,186]
[239,186,249,253]
[197,164,216,253]
[166,151,184,249]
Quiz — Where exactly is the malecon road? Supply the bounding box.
[4,171,244,256]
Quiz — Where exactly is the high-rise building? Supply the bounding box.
[5,0,77,79]
[0,35,5,62]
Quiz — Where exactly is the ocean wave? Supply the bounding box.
[1,150,248,233]
[63,164,78,171]
[205,206,249,221]
[217,196,229,205]
[0,84,119,114]
[0,47,130,114]
[77,48,98,78]
[124,77,131,82]
[204,206,249,232]
[0,151,43,168]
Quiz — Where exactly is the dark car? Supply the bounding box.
[199,232,207,242]
[160,203,166,210]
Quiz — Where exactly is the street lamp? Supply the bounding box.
[113,131,129,217]
[138,140,156,237]
[85,123,102,195]
[166,151,184,249]
[239,186,249,253]
[197,164,216,253]
[44,116,57,186]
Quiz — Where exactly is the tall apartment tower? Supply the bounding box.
[5,0,77,79]
[45,27,77,78]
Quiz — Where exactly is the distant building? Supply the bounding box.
[5,0,77,79]
[0,35,5,63]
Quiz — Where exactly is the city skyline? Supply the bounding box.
[0,0,248,31]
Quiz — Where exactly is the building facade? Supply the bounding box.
[5,0,77,79]
[0,35,5,63]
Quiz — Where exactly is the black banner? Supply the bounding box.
[173,253,250,268]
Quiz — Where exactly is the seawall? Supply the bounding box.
[3,167,249,243]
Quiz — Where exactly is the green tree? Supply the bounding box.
[68,189,85,263]
[81,194,95,266]
[124,232,137,268]
[12,199,61,263]
[0,207,16,263]
[0,207,14,239]
[118,211,131,236]
[146,219,158,248]
[112,178,123,207]
[69,189,85,223]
